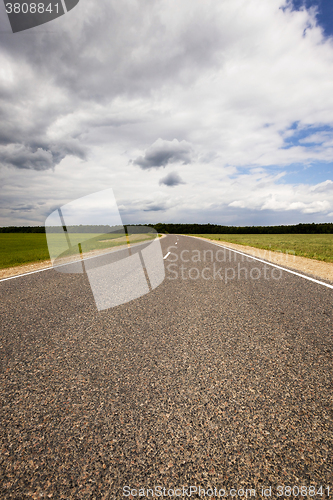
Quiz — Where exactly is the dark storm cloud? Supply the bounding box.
[0,64,87,170]
[143,203,167,212]
[0,141,86,170]
[133,139,193,169]
[0,145,54,170]
[159,171,185,187]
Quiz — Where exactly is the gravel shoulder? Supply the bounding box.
[0,259,53,280]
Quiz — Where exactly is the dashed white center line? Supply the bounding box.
[163,252,171,260]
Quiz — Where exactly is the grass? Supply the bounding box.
[192,234,333,263]
[0,233,50,269]
[0,232,158,270]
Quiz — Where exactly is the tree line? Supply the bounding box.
[151,222,333,234]
[1,222,333,234]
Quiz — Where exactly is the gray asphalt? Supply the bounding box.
[0,235,332,499]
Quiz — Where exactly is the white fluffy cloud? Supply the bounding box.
[0,0,333,226]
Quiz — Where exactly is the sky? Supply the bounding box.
[0,0,333,227]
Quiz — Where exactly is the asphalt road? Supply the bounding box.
[0,234,332,499]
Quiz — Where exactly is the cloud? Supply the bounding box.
[226,170,333,215]
[133,139,193,169]
[143,203,168,212]
[0,52,87,171]
[310,180,333,193]
[10,204,35,212]
[0,145,54,170]
[159,171,186,187]
[1,0,333,226]
[0,141,86,170]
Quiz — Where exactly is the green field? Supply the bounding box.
[0,232,156,270]
[194,234,333,263]
[0,233,50,269]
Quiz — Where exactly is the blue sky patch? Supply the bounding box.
[281,123,333,149]
[290,0,333,37]
[276,162,333,185]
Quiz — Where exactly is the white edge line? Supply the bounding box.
[0,266,53,282]
[0,236,161,283]
[163,251,171,260]
[184,235,333,290]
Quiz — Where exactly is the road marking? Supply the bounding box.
[185,235,333,290]
[163,251,171,260]
[0,266,53,282]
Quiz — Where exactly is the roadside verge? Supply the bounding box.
[0,235,165,280]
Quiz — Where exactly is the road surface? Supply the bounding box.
[0,235,332,499]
